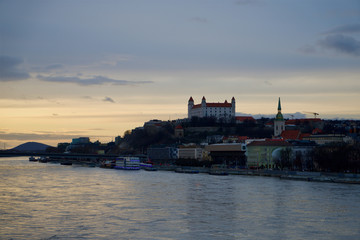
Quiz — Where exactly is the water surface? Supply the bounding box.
[1,157,359,239]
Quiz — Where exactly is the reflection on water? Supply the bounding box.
[1,157,360,239]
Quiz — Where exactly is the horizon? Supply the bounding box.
[1,0,359,149]
[4,114,359,150]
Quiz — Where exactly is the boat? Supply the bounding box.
[100,159,115,168]
[29,156,37,162]
[60,161,72,166]
[175,168,199,174]
[39,157,48,163]
[113,157,140,170]
[144,167,158,171]
[209,170,229,176]
[140,161,157,171]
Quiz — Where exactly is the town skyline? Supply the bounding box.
[1,0,360,148]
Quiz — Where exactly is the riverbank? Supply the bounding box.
[21,155,360,184]
[155,165,360,184]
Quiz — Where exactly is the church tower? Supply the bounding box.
[274,97,285,137]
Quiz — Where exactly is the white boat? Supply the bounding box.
[114,157,140,170]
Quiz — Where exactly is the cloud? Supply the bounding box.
[264,80,272,86]
[298,45,317,54]
[37,75,153,86]
[0,130,111,142]
[45,64,64,70]
[0,56,30,81]
[323,24,360,35]
[103,97,115,103]
[0,132,78,141]
[319,34,360,56]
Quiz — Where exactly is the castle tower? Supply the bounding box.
[188,96,194,119]
[231,97,236,117]
[274,97,285,137]
[201,96,206,107]
[201,96,206,117]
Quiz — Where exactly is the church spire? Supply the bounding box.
[274,97,285,137]
[278,97,281,112]
[275,97,284,121]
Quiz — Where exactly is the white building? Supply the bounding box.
[188,96,235,120]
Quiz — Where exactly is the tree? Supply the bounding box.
[312,143,360,172]
[279,147,292,170]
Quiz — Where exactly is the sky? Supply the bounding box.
[1,0,360,148]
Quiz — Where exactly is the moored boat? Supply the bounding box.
[29,156,37,162]
[100,159,115,168]
[209,171,229,176]
[60,161,72,165]
[144,167,158,171]
[175,168,199,174]
[39,157,48,163]
[114,156,140,170]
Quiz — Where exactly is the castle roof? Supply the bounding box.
[191,102,232,109]
[206,102,232,108]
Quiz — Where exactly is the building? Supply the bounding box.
[274,97,285,137]
[246,139,291,169]
[188,96,235,120]
[178,146,204,160]
[174,125,184,138]
[302,134,353,145]
[66,137,91,152]
[147,146,178,163]
[205,143,247,167]
[71,137,90,145]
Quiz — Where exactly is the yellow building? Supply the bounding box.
[246,140,291,169]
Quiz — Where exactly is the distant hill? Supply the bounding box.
[12,142,53,152]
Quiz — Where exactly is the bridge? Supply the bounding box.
[0,151,147,163]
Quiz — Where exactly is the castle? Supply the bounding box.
[188,96,236,120]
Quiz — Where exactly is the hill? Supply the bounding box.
[12,142,53,152]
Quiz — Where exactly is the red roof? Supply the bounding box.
[192,104,202,109]
[189,97,194,102]
[191,103,232,109]
[235,116,255,122]
[206,103,232,108]
[312,128,322,134]
[175,125,183,129]
[281,130,301,140]
[300,133,311,139]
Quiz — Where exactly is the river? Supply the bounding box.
[1,157,360,240]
